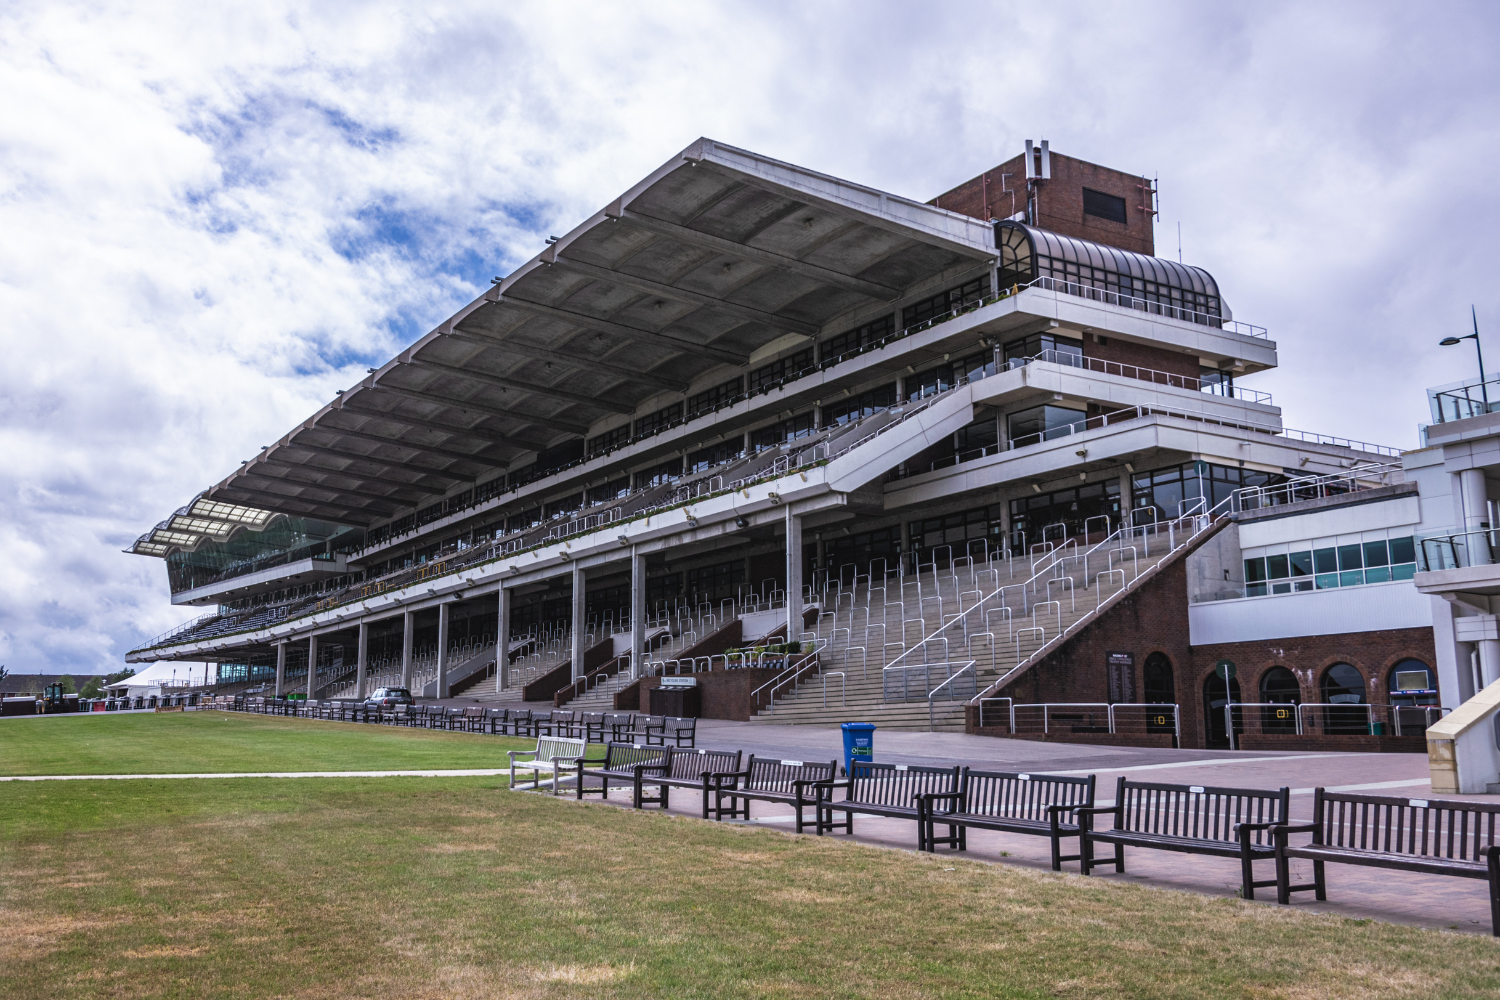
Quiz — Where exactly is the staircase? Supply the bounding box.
[747,523,1190,731]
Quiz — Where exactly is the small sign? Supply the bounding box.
[1276,708,1291,720]
[1152,715,1168,727]
[1409,799,1430,809]
[783,760,804,767]
[1106,651,1136,704]
[1215,660,1236,682]
[155,706,184,713]
[1018,773,1031,780]
[1189,785,1205,794]
[661,676,697,688]
[895,764,908,771]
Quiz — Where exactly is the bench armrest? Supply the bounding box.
[1072,805,1118,817]
[1045,803,1085,816]
[1269,822,1319,843]
[808,778,850,789]
[916,791,964,804]
[1233,821,1281,833]
[507,750,537,762]
[709,769,750,780]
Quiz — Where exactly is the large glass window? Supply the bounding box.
[909,504,1006,567]
[1009,481,1120,548]
[750,411,816,450]
[164,517,364,595]
[823,315,895,361]
[749,348,815,393]
[901,275,990,328]
[1259,666,1301,734]
[687,560,746,604]
[1133,461,1287,525]
[1246,535,1414,597]
[822,526,903,583]
[686,441,742,474]
[634,458,682,489]
[634,402,683,438]
[1007,404,1086,446]
[824,383,897,426]
[1003,331,1083,367]
[686,376,744,418]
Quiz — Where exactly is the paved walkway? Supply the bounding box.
[0,769,510,781]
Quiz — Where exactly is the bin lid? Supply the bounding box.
[840,722,877,732]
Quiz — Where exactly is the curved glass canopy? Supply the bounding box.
[995,221,1228,323]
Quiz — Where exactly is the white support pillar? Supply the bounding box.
[355,622,369,700]
[306,634,318,699]
[496,587,511,692]
[436,603,451,699]
[786,506,804,644]
[571,563,587,682]
[1119,471,1134,533]
[631,548,647,677]
[274,642,286,697]
[1461,469,1493,565]
[1481,638,1500,690]
[400,610,414,691]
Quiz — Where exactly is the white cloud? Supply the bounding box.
[1,0,1497,672]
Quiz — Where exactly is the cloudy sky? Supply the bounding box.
[2,1,1497,676]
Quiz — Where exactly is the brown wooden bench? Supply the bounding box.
[708,755,838,832]
[1274,789,1500,934]
[1077,778,1289,900]
[636,748,742,815]
[815,761,962,850]
[570,742,670,804]
[917,770,1095,870]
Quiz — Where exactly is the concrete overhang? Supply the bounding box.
[1413,565,1500,600]
[169,556,350,607]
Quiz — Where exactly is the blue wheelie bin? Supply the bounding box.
[840,722,876,776]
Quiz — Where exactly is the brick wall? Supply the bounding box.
[930,150,1155,256]
[1083,334,1202,381]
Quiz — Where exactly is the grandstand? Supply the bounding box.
[126,138,1398,737]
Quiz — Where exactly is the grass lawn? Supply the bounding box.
[0,710,534,775]
[2,714,1498,998]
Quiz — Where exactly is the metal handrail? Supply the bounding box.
[925,662,976,731]
[823,671,845,709]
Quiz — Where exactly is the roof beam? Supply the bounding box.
[335,402,527,453]
[231,471,414,509]
[549,256,819,337]
[616,209,900,301]
[400,357,634,415]
[209,485,376,524]
[307,421,513,466]
[375,383,592,436]
[446,325,688,393]
[250,453,450,495]
[276,440,473,483]
[497,295,749,367]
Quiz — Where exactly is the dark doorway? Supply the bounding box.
[1320,663,1368,735]
[1259,666,1300,734]
[1143,652,1176,738]
[1203,673,1244,748]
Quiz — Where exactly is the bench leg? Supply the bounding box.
[1313,859,1326,901]
[1275,846,1291,904]
[1488,850,1500,936]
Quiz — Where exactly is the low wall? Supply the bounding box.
[967,725,1175,749]
[1236,733,1426,753]
[636,667,784,721]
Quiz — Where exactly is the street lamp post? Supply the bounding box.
[1440,306,1487,415]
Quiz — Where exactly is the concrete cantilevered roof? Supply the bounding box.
[135,138,997,548]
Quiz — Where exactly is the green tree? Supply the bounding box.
[57,675,76,694]
[105,667,135,685]
[79,676,103,698]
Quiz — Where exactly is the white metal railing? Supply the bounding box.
[1024,274,1267,338]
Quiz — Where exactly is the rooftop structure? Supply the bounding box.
[125,139,1407,742]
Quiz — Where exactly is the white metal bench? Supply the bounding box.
[508,736,588,794]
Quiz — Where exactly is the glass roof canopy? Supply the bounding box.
[995,221,1228,322]
[128,494,279,558]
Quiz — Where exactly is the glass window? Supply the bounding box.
[1389,536,1416,564]
[1271,582,1292,594]
[1364,567,1391,583]
[1321,662,1369,734]
[1314,548,1337,573]
[1007,404,1086,445]
[1267,554,1289,580]
[1003,331,1083,367]
[1315,573,1339,590]
[1339,569,1365,587]
[1336,544,1363,571]
[1363,540,1389,568]
[1244,557,1266,583]
[748,349,815,394]
[1289,551,1313,577]
[1391,563,1416,581]
[686,376,744,418]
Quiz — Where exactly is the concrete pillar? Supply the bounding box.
[355,622,369,700]
[436,603,451,699]
[786,506,804,643]
[742,430,752,457]
[274,642,286,697]
[631,548,647,677]
[1481,638,1500,689]
[1119,472,1134,534]
[306,634,318,699]
[571,563,587,682]
[496,587,511,692]
[400,610,414,691]
[1461,469,1492,565]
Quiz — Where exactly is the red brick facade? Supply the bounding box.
[1083,334,1202,382]
[965,523,1437,750]
[930,149,1156,256]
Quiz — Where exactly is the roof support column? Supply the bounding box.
[274,642,286,697]
[631,547,646,679]
[496,587,512,692]
[355,622,369,700]
[436,603,451,699]
[571,563,587,683]
[400,610,414,691]
[306,634,318,700]
[786,505,804,646]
